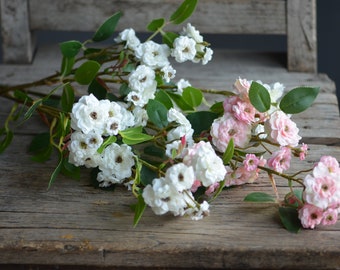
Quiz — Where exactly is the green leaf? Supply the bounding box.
[155,90,173,109]
[61,158,80,179]
[162,32,179,48]
[147,18,166,31]
[132,194,147,227]
[140,165,158,186]
[186,111,219,135]
[182,86,203,108]
[244,192,276,203]
[75,60,100,85]
[222,138,234,164]
[60,56,75,77]
[88,77,109,100]
[278,207,301,233]
[48,151,63,190]
[59,40,82,57]
[28,132,53,162]
[97,136,117,154]
[24,100,43,121]
[170,0,198,24]
[167,92,193,111]
[0,128,13,154]
[249,81,271,112]
[279,87,320,114]
[119,127,153,145]
[210,101,224,115]
[146,99,169,128]
[284,189,303,208]
[61,84,75,112]
[92,12,122,42]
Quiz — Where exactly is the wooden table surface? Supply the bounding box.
[1,48,340,269]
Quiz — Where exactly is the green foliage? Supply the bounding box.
[60,56,75,77]
[155,90,173,109]
[147,99,169,128]
[147,18,166,31]
[119,126,154,145]
[132,194,147,227]
[249,81,271,112]
[278,207,301,233]
[167,92,193,111]
[162,32,179,48]
[97,136,117,154]
[88,78,109,100]
[279,87,320,114]
[59,40,82,57]
[186,111,219,135]
[209,101,224,115]
[92,12,122,42]
[222,139,234,164]
[61,84,75,112]
[170,0,198,24]
[244,192,276,203]
[0,127,13,154]
[28,132,53,162]
[182,86,203,108]
[75,60,101,85]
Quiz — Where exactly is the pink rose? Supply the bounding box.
[321,208,338,226]
[210,115,251,152]
[267,147,292,173]
[298,203,323,229]
[266,111,301,147]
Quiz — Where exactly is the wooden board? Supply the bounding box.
[0,132,340,269]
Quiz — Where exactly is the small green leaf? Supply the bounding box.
[182,86,203,108]
[88,77,109,100]
[0,128,13,154]
[167,92,193,111]
[186,111,219,135]
[61,84,75,112]
[48,151,63,190]
[146,99,169,128]
[210,101,224,115]
[92,12,122,42]
[28,132,53,162]
[59,40,82,58]
[170,0,198,24]
[61,158,80,179]
[279,87,320,114]
[119,127,153,145]
[147,18,166,31]
[132,194,147,227]
[278,207,301,233]
[60,56,75,77]
[97,136,117,154]
[24,100,43,121]
[162,32,179,48]
[140,165,158,186]
[75,60,101,85]
[222,138,234,164]
[155,90,173,109]
[249,81,271,112]
[244,192,276,202]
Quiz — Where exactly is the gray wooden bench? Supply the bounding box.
[1,0,340,269]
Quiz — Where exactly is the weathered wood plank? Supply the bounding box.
[0,133,340,268]
[28,0,286,34]
[0,0,35,64]
[287,0,317,72]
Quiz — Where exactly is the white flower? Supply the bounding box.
[270,82,285,103]
[165,140,182,158]
[114,28,140,51]
[185,200,210,221]
[71,94,107,134]
[202,47,213,65]
[165,163,195,192]
[182,23,203,43]
[132,106,148,127]
[167,108,194,143]
[128,65,156,92]
[183,141,227,187]
[171,36,197,63]
[135,40,170,69]
[176,78,191,94]
[161,64,176,83]
[67,130,102,168]
[97,143,135,186]
[142,177,187,216]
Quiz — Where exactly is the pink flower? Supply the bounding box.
[321,208,338,226]
[225,166,260,187]
[298,203,323,229]
[243,154,260,171]
[267,147,292,173]
[266,111,301,147]
[299,143,308,160]
[234,77,251,97]
[319,156,340,174]
[205,182,220,196]
[191,180,202,193]
[231,100,256,124]
[210,115,251,152]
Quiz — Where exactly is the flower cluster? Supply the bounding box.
[299,156,340,229]
[1,0,339,232]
